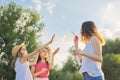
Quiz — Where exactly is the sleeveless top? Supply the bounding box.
[15,58,33,80]
[80,37,103,77]
[34,61,49,78]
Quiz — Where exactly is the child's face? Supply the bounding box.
[20,46,27,55]
[40,49,48,59]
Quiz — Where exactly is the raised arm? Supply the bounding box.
[73,36,102,62]
[72,32,82,61]
[29,52,39,66]
[72,32,79,49]
[23,34,55,59]
[29,44,40,66]
[49,48,60,70]
[40,34,55,50]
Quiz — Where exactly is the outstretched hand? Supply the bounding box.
[49,34,55,44]
[52,48,60,56]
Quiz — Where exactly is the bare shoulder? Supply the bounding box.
[91,36,100,45]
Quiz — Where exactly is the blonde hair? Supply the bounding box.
[81,21,105,45]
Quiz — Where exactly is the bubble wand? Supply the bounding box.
[72,32,81,67]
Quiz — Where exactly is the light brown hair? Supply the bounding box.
[81,21,105,45]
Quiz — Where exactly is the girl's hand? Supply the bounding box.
[49,34,55,44]
[52,48,60,56]
[72,32,79,49]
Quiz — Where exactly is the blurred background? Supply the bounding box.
[0,0,120,80]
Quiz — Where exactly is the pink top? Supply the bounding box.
[35,61,49,78]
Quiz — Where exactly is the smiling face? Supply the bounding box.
[40,48,49,59]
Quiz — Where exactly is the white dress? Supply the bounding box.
[15,58,33,80]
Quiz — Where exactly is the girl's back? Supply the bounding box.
[15,58,33,80]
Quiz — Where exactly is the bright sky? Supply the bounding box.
[1,0,120,68]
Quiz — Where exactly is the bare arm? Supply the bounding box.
[29,44,39,66]
[31,66,36,77]
[73,36,102,62]
[90,36,102,62]
[39,34,55,50]
[23,34,55,59]
[73,33,82,60]
[31,66,48,78]
[49,48,60,70]
[29,53,39,66]
[23,49,39,59]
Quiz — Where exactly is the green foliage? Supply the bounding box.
[103,38,120,54]
[0,2,44,80]
[49,57,83,80]
[102,38,120,80]
[103,54,120,80]
[62,57,78,72]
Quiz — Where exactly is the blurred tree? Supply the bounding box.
[102,54,120,80]
[103,38,120,54]
[49,48,83,80]
[0,2,44,80]
[62,57,78,72]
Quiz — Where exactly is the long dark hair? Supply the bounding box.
[37,55,49,65]
[37,48,49,65]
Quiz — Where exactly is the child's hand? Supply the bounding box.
[49,34,55,44]
[52,48,60,56]
[72,32,79,41]
[72,32,79,49]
